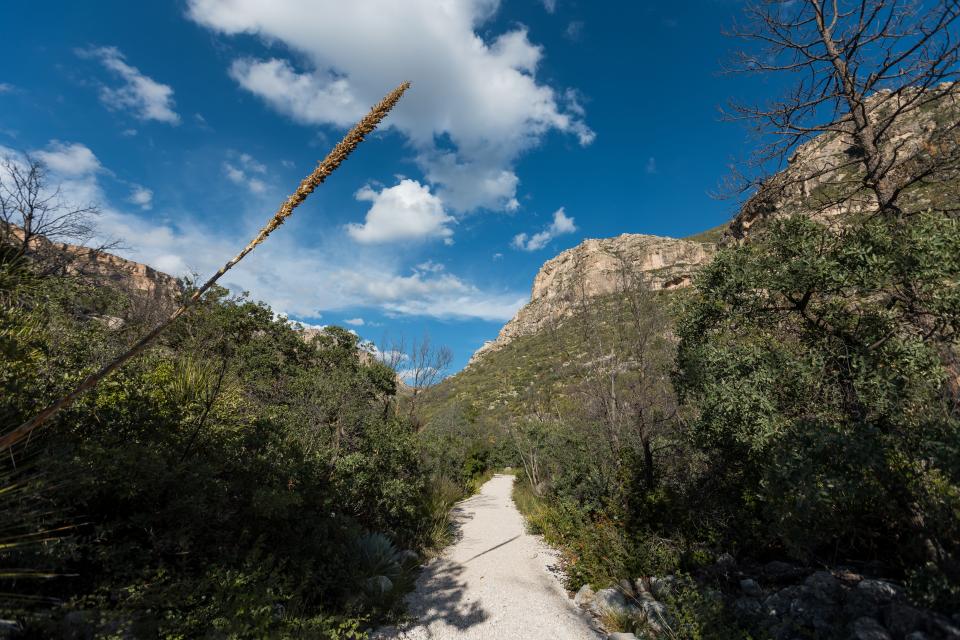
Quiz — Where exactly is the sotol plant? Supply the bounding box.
[0,82,410,452]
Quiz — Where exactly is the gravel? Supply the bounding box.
[374,474,600,639]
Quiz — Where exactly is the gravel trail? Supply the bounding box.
[375,474,601,640]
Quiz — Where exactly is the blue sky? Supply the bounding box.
[0,0,781,373]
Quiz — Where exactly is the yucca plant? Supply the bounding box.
[352,531,404,599]
[0,459,75,631]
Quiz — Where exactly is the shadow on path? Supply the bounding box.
[463,535,520,563]
[374,497,490,638]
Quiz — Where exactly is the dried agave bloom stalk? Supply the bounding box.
[0,82,411,452]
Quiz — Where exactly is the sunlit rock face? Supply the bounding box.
[469,234,715,365]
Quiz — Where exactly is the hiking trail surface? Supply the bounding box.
[375,473,601,640]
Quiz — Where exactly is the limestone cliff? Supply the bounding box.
[728,83,958,241]
[468,85,959,366]
[5,224,182,302]
[469,234,715,364]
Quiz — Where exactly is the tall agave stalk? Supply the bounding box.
[0,82,411,452]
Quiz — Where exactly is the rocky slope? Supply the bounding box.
[470,234,715,364]
[468,85,959,368]
[729,83,958,241]
[6,224,182,302]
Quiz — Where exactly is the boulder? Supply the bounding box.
[637,594,671,631]
[857,579,904,604]
[850,616,893,640]
[633,577,650,596]
[364,575,394,596]
[591,588,630,617]
[883,602,928,638]
[804,571,841,602]
[763,585,805,618]
[574,584,596,608]
[732,596,762,621]
[608,634,639,640]
[716,552,737,570]
[740,578,763,598]
[649,575,678,600]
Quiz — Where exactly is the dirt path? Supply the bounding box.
[375,474,601,640]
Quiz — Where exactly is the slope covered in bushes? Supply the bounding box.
[0,247,488,638]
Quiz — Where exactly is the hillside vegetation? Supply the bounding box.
[0,244,491,638]
[421,81,960,639]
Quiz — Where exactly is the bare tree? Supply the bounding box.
[377,332,453,424]
[725,0,960,219]
[375,334,409,373]
[0,152,114,274]
[405,334,452,422]
[544,250,678,493]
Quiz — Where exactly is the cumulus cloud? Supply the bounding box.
[24,139,523,322]
[223,152,267,193]
[128,185,153,210]
[77,46,180,124]
[186,0,593,212]
[343,317,365,326]
[34,141,102,176]
[541,0,557,13]
[511,207,576,251]
[334,268,525,320]
[347,179,454,244]
[0,83,15,93]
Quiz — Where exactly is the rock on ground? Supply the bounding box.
[374,474,600,640]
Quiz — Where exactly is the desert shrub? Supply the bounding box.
[675,213,960,609]
[0,263,443,636]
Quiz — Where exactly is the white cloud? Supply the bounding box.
[565,20,584,41]
[21,139,524,323]
[415,260,445,273]
[223,152,268,193]
[347,179,454,244]
[645,157,658,174]
[541,0,557,13]
[335,268,525,320]
[128,185,153,210]
[77,46,180,124]
[186,0,593,212]
[0,83,14,93]
[344,317,365,326]
[238,153,266,174]
[34,141,101,176]
[511,206,576,251]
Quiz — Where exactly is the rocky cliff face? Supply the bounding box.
[6,224,182,302]
[469,85,959,367]
[64,245,183,302]
[469,234,716,364]
[728,83,958,241]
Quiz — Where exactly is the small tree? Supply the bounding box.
[378,332,452,424]
[545,249,679,498]
[0,153,115,275]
